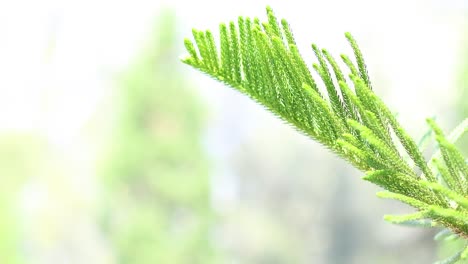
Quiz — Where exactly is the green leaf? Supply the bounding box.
[383,211,432,226]
[428,118,468,195]
[345,32,372,89]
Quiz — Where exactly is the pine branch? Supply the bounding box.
[181,6,468,263]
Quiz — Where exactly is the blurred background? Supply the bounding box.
[0,0,467,263]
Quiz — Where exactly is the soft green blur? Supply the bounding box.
[456,30,468,158]
[0,7,220,264]
[0,135,47,264]
[97,10,219,264]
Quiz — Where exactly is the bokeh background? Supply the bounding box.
[0,0,467,263]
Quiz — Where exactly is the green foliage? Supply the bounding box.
[182,6,468,263]
[0,135,46,264]
[100,10,218,263]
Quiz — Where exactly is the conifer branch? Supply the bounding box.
[181,6,468,262]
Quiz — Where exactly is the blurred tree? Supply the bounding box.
[98,9,218,264]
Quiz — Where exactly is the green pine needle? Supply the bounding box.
[434,229,456,241]
[435,249,463,264]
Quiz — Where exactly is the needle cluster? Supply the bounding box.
[182,7,468,263]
